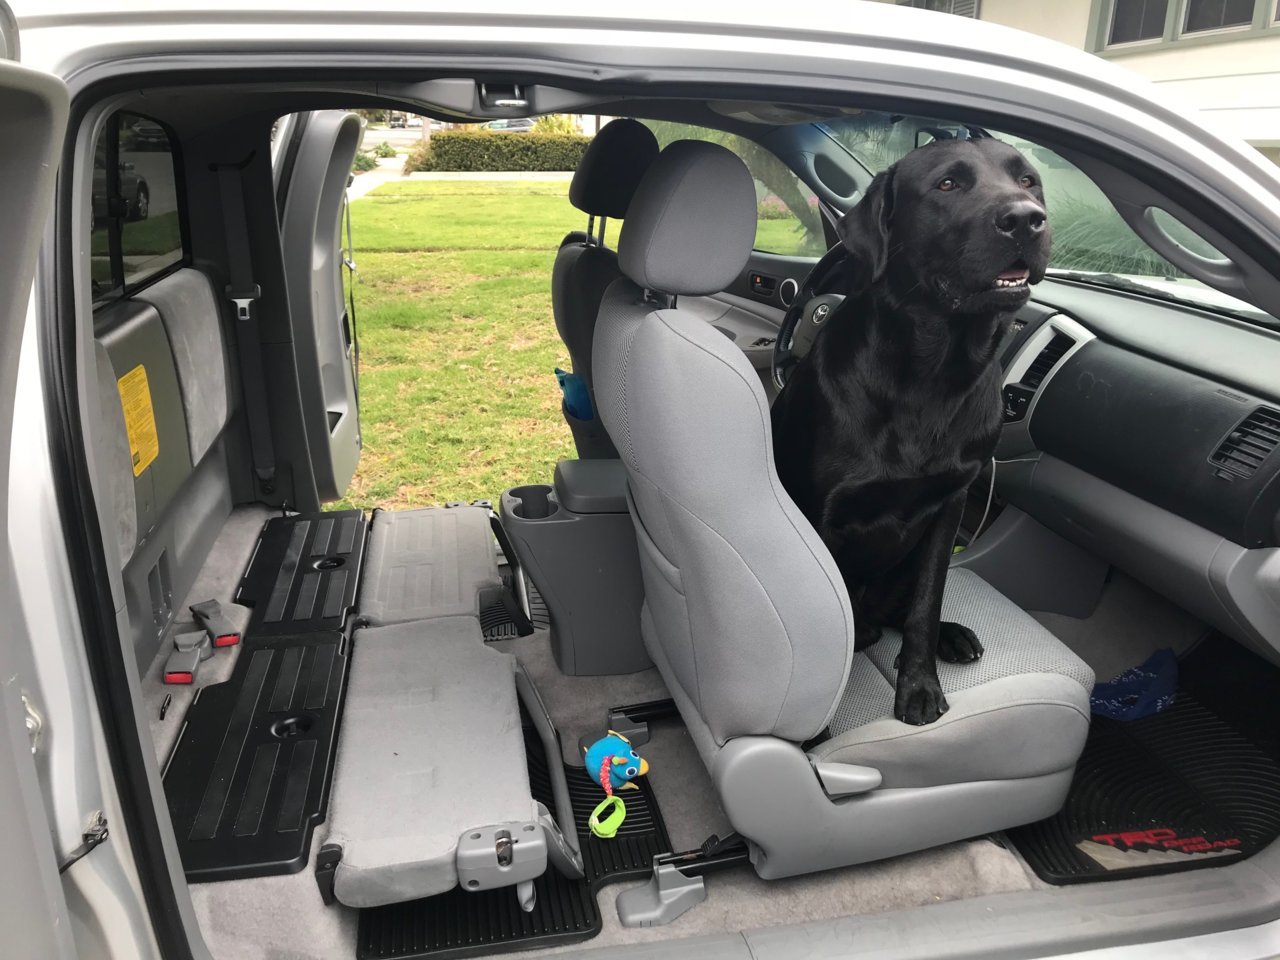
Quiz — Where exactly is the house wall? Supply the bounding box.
[977,0,1092,47]
[1105,35,1280,147]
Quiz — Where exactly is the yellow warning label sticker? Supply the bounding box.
[117,365,159,477]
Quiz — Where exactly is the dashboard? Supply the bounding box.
[995,277,1280,661]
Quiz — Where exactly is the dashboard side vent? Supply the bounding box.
[1021,333,1075,389]
[1211,407,1280,479]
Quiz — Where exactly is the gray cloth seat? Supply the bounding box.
[325,617,541,908]
[357,506,502,626]
[552,118,659,459]
[592,139,1094,880]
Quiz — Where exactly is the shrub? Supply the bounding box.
[351,151,377,172]
[404,131,591,173]
[373,141,397,159]
[532,114,579,135]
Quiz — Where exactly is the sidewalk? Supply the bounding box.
[347,155,575,200]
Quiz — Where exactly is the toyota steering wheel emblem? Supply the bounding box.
[812,303,830,324]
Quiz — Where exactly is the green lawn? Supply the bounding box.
[335,178,816,511]
[335,180,594,510]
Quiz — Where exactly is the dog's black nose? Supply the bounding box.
[995,200,1047,240]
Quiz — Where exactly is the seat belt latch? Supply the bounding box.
[190,599,241,648]
[227,283,261,322]
[164,630,213,685]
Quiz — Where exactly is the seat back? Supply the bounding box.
[593,140,855,747]
[92,268,236,671]
[552,118,658,458]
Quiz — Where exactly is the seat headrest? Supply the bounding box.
[618,140,757,297]
[568,118,660,219]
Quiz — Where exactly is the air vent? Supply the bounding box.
[1021,333,1075,389]
[1211,407,1280,479]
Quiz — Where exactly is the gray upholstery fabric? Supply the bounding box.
[617,140,757,296]
[136,269,230,465]
[594,277,855,745]
[93,342,138,568]
[568,118,660,219]
[357,507,502,625]
[327,617,539,908]
[813,568,1094,788]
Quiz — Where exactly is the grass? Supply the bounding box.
[334,180,592,510]
[92,211,182,256]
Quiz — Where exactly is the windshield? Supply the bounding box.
[818,112,1275,327]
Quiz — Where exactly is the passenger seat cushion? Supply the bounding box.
[327,617,539,908]
[135,270,230,465]
[358,507,502,625]
[813,569,1095,788]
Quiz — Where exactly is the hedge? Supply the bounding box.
[405,131,591,173]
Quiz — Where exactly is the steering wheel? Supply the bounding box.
[772,242,851,391]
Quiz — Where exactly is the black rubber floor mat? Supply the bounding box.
[164,632,348,881]
[237,511,367,637]
[356,725,671,959]
[1008,635,1280,884]
[480,574,550,640]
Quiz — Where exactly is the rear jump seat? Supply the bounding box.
[324,508,580,909]
[357,506,504,625]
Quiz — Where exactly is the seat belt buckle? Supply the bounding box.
[226,283,261,322]
[190,599,241,648]
[164,630,212,684]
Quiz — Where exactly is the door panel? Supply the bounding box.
[278,111,362,502]
[706,250,819,401]
[0,52,75,960]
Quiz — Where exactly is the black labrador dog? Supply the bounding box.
[772,137,1051,725]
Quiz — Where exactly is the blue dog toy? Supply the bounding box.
[582,731,650,838]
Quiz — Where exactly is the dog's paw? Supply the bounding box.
[894,672,949,725]
[938,622,984,664]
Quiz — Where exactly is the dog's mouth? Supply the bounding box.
[992,262,1030,289]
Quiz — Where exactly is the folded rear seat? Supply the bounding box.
[324,616,579,909]
[357,507,503,625]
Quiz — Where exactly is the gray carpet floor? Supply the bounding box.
[143,504,272,765]
[1030,570,1207,683]
[188,566,1208,960]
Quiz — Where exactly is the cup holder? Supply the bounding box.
[508,484,558,520]
[271,715,314,739]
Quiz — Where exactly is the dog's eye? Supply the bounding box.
[1019,175,1036,189]
[937,178,956,192]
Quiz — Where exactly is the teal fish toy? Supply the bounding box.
[584,731,650,796]
[583,731,650,839]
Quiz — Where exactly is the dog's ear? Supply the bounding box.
[836,167,895,290]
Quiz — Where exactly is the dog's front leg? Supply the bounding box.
[894,492,966,725]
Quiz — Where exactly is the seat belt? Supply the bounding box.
[216,160,277,492]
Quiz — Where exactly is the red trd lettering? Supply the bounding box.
[1091,828,1242,852]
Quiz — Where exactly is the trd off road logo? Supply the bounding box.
[1090,828,1242,854]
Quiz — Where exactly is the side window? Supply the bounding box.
[91,112,186,302]
[641,121,827,258]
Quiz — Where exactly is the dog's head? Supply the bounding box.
[837,137,1051,313]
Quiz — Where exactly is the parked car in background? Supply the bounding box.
[482,116,535,132]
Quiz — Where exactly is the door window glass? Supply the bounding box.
[91,112,185,302]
